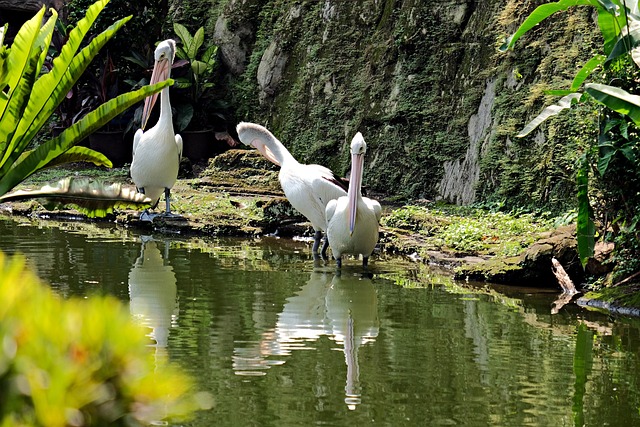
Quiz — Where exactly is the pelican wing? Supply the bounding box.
[132,128,143,159]
[309,165,348,206]
[175,134,183,161]
[325,198,338,223]
[364,197,382,222]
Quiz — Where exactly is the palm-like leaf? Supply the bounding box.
[0,177,152,218]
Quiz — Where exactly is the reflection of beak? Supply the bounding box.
[348,153,363,235]
[141,58,170,130]
[252,139,281,166]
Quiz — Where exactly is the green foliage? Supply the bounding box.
[383,204,553,256]
[172,23,218,131]
[0,0,170,215]
[503,0,640,271]
[0,250,200,426]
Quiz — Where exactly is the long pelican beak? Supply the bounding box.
[252,139,281,166]
[348,151,363,235]
[141,57,170,130]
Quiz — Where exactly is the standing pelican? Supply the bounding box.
[236,122,347,258]
[325,132,381,268]
[131,39,183,221]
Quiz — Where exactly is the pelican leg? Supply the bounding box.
[320,238,330,259]
[138,187,157,222]
[363,256,369,269]
[164,188,172,214]
[160,188,182,218]
[335,256,342,268]
[312,230,322,257]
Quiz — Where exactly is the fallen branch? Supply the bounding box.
[612,270,640,287]
[551,257,581,314]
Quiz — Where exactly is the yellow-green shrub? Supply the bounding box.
[0,251,198,426]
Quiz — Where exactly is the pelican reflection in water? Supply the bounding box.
[128,236,178,357]
[233,270,378,410]
[326,272,379,410]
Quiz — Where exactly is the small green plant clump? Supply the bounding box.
[0,250,202,426]
[383,204,554,256]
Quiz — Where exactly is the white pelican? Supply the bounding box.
[236,122,348,258]
[130,39,183,221]
[325,132,381,268]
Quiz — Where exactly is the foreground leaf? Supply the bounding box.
[0,177,152,218]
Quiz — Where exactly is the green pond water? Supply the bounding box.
[1,216,640,426]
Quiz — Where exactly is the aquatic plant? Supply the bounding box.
[0,0,171,216]
[0,250,203,425]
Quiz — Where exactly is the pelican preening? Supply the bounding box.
[326,132,381,268]
[131,39,183,221]
[236,122,348,258]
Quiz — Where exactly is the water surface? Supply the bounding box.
[1,217,639,426]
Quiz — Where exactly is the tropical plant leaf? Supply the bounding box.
[173,23,193,60]
[585,82,640,125]
[0,46,41,168]
[191,60,208,76]
[576,156,595,268]
[605,24,640,66]
[596,0,627,54]
[0,7,43,109]
[517,93,582,137]
[3,13,132,174]
[190,27,205,59]
[47,146,113,169]
[0,177,152,218]
[597,143,617,175]
[202,45,218,66]
[500,0,596,52]
[0,25,8,94]
[571,54,606,91]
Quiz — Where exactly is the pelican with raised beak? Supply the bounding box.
[131,39,183,221]
[236,122,348,258]
[325,132,381,268]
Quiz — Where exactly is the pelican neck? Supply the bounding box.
[267,135,297,166]
[158,86,174,133]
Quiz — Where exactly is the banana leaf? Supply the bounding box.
[585,82,640,126]
[0,177,152,218]
[500,0,599,52]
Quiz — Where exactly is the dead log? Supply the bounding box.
[551,257,581,314]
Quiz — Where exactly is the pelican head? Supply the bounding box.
[141,39,176,130]
[348,132,366,235]
[236,122,282,166]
